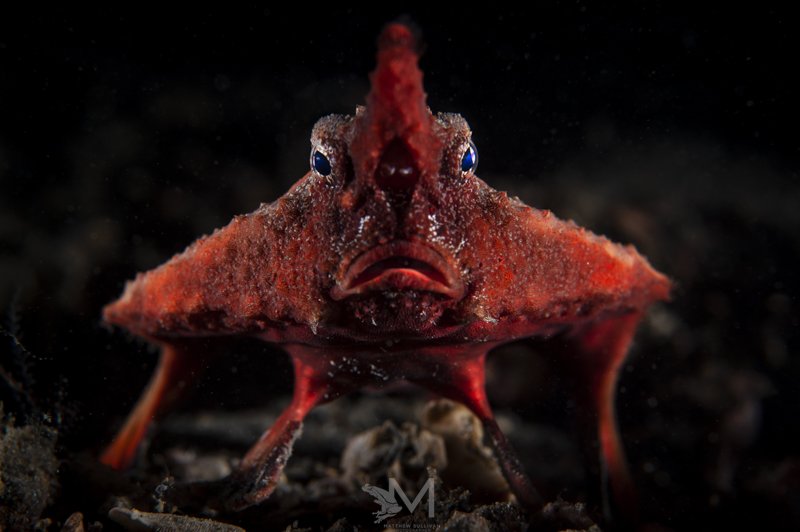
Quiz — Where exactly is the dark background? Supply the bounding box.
[1,5,798,530]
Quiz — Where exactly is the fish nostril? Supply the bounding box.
[374,138,420,191]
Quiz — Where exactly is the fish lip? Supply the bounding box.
[331,240,465,301]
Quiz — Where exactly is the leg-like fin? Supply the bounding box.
[412,351,544,511]
[220,350,338,511]
[571,312,643,524]
[100,341,209,469]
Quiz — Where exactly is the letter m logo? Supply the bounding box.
[390,477,435,517]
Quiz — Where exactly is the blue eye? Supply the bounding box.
[311,149,332,176]
[461,141,478,174]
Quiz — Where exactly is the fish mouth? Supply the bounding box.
[331,241,465,301]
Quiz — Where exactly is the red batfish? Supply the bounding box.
[101,23,670,519]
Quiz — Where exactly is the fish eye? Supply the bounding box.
[461,141,478,174]
[311,149,332,177]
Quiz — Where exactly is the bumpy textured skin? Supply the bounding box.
[101,23,670,520]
